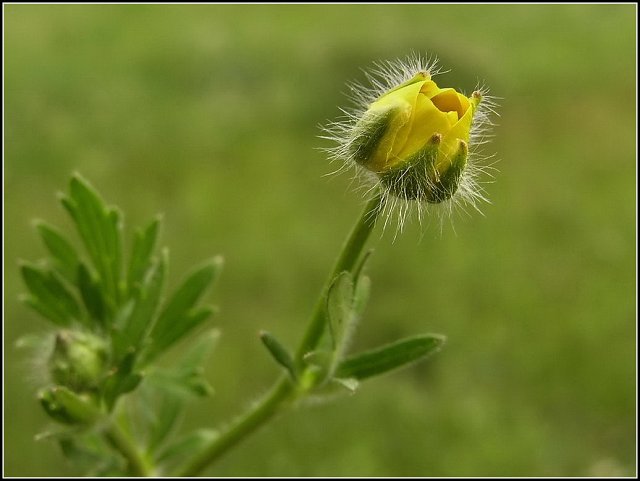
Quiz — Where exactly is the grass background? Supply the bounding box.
[4,4,636,477]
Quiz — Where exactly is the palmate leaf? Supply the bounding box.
[142,257,223,364]
[22,173,226,425]
[334,334,446,380]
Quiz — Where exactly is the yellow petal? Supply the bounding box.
[430,88,467,118]
[369,80,428,170]
[446,111,458,125]
[437,100,474,170]
[394,94,451,161]
[365,101,412,172]
[371,79,426,111]
[419,80,441,98]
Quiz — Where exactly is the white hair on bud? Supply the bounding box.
[320,53,499,237]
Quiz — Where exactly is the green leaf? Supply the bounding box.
[62,174,122,307]
[146,306,217,365]
[117,372,143,394]
[20,262,81,327]
[112,251,167,360]
[59,434,118,474]
[127,216,161,295]
[34,221,79,281]
[326,271,354,350]
[144,257,223,363]
[20,295,67,328]
[145,329,219,398]
[334,334,446,380]
[146,369,213,398]
[177,328,220,371]
[102,351,143,410]
[107,206,124,301]
[146,394,183,454]
[260,331,296,379]
[351,250,372,324]
[352,274,371,319]
[156,429,218,466]
[325,270,370,378]
[77,262,107,326]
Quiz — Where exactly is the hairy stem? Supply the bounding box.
[177,193,383,477]
[104,420,152,477]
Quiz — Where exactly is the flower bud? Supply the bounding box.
[49,330,108,392]
[347,71,483,203]
[39,386,100,425]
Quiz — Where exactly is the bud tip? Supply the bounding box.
[429,133,443,145]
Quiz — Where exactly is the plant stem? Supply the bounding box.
[294,192,383,362]
[104,421,152,477]
[177,193,383,477]
[178,376,293,477]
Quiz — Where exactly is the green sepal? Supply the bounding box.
[380,133,441,201]
[349,106,398,167]
[427,139,469,203]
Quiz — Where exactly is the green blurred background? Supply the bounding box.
[5,4,636,477]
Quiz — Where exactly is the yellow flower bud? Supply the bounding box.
[324,55,497,221]
[348,71,482,203]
